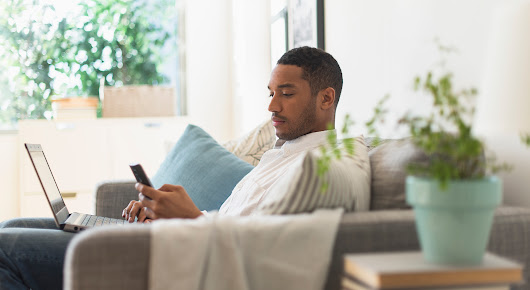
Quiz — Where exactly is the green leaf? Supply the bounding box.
[320,182,329,194]
[343,138,355,156]
[521,133,530,147]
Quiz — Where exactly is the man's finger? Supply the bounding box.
[158,184,178,192]
[139,193,155,208]
[138,207,148,223]
[123,200,136,218]
[136,183,159,200]
[128,202,141,223]
[143,207,157,220]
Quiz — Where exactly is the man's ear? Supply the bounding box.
[319,87,336,110]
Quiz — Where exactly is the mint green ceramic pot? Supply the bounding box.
[406,176,502,265]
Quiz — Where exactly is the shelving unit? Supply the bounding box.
[18,117,190,217]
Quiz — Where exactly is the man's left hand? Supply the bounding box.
[136,183,203,219]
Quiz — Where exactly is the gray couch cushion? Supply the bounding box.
[368,139,428,210]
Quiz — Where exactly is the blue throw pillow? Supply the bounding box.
[151,124,255,211]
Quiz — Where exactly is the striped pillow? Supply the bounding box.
[256,136,371,214]
[223,119,277,166]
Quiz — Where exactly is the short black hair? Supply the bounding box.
[277,46,343,107]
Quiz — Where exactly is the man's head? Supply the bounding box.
[268,46,343,140]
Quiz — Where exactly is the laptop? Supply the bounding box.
[25,143,127,232]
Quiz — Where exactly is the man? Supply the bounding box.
[0,46,343,289]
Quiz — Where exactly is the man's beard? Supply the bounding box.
[275,100,317,141]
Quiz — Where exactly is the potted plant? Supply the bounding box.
[398,66,505,265]
[319,45,524,265]
[369,43,530,265]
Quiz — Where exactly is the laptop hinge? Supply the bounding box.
[65,212,84,225]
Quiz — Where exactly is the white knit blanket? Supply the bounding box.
[149,209,343,290]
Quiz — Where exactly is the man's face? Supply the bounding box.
[267,64,317,140]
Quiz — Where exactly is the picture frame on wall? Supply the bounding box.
[289,0,325,49]
[270,0,325,68]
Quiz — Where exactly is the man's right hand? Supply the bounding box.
[122,200,149,223]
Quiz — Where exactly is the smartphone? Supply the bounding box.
[129,163,153,187]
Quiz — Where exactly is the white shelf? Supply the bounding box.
[18,117,190,217]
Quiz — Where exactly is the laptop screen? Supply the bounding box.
[25,144,69,225]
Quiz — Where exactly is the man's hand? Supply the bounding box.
[122,200,150,223]
[137,183,203,219]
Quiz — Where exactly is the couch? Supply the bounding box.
[63,138,530,290]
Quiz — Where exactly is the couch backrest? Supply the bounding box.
[365,138,428,210]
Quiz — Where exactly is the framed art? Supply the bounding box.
[270,0,325,68]
[289,0,324,49]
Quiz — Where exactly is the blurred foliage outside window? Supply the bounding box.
[0,0,178,128]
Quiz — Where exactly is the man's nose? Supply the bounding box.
[268,94,281,112]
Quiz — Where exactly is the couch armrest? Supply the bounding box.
[64,225,151,290]
[65,206,530,290]
[94,180,138,219]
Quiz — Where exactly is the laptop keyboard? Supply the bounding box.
[80,214,126,227]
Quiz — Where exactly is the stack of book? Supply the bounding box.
[343,252,522,290]
[51,97,98,120]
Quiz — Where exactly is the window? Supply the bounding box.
[0,0,183,128]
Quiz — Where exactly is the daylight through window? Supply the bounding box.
[0,0,182,128]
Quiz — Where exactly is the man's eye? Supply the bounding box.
[269,92,293,97]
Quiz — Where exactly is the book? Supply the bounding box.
[343,252,522,289]
[342,274,510,290]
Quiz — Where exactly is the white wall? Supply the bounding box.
[231,0,272,135]
[184,0,273,141]
[185,0,272,139]
[474,1,530,206]
[184,0,235,142]
[0,134,19,220]
[325,0,501,138]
